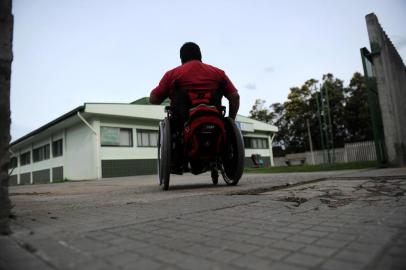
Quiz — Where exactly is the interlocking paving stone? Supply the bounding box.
[335,249,376,264]
[267,262,310,270]
[284,252,325,267]
[320,259,364,270]
[286,235,318,244]
[301,229,330,238]
[2,168,406,269]
[250,247,291,260]
[270,240,305,251]
[231,254,274,270]
[301,245,338,257]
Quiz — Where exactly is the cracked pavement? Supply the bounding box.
[1,168,406,270]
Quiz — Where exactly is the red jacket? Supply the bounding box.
[150,60,238,104]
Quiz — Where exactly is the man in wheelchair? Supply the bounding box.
[150,42,244,190]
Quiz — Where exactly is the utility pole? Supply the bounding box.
[320,84,331,163]
[315,86,326,163]
[306,119,315,165]
[316,83,335,164]
[324,83,335,162]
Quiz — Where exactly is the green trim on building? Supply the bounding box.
[103,157,271,178]
[9,175,17,186]
[102,159,157,178]
[33,169,50,184]
[20,173,31,185]
[52,167,64,181]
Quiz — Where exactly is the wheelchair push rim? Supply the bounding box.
[221,117,245,185]
[157,118,171,190]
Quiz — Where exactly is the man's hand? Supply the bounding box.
[226,92,240,120]
[149,93,161,105]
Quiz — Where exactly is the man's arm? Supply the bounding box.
[221,71,239,120]
[225,92,240,120]
[149,71,171,105]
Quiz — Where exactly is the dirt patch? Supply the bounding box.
[253,176,406,210]
[278,196,308,207]
[360,179,405,198]
[10,192,52,196]
[226,178,327,196]
[319,197,355,208]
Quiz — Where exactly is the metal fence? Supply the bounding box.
[273,141,377,166]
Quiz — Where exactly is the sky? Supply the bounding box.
[11,0,406,140]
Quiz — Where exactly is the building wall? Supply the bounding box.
[9,113,277,182]
[98,117,159,177]
[10,132,65,184]
[99,117,159,160]
[98,117,275,177]
[243,132,274,167]
[64,122,97,180]
[366,13,406,166]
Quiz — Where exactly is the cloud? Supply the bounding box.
[393,35,406,49]
[245,82,256,90]
[264,66,275,73]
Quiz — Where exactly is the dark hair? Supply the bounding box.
[180,42,202,64]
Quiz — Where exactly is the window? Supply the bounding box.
[10,157,18,168]
[137,130,158,147]
[52,139,63,157]
[101,127,133,147]
[243,137,269,149]
[244,137,252,148]
[252,139,258,149]
[20,151,31,165]
[258,139,264,149]
[33,144,50,162]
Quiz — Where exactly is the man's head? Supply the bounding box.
[180,42,202,64]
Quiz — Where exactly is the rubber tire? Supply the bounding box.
[158,118,171,190]
[211,169,219,185]
[157,123,162,185]
[222,117,245,185]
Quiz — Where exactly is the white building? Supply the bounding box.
[9,99,278,185]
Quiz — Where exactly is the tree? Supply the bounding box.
[0,0,13,234]
[344,72,373,142]
[249,99,272,123]
[249,73,373,155]
[318,73,347,149]
[282,79,317,152]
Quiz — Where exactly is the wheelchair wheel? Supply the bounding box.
[158,118,171,190]
[221,117,245,185]
[211,168,219,185]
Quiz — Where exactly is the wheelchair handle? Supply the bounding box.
[165,106,172,117]
[221,106,226,117]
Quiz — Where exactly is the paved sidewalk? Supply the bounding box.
[1,168,406,269]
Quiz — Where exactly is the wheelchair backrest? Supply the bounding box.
[169,80,228,158]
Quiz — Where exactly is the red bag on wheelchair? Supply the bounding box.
[183,103,227,159]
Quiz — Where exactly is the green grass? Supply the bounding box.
[245,160,379,173]
[51,178,70,184]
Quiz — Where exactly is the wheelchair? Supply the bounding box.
[157,90,245,190]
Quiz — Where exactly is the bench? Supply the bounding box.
[285,153,306,166]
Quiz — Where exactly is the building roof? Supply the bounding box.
[11,106,85,146]
[85,103,278,132]
[11,100,278,146]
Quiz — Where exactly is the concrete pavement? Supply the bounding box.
[1,168,406,269]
